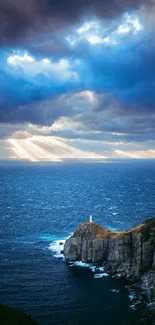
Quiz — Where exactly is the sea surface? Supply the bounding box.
[1,160,155,325]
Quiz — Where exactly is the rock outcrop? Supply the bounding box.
[64,218,155,313]
[64,218,155,280]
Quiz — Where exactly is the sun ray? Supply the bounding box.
[8,136,106,162]
[24,139,62,161]
[8,139,38,162]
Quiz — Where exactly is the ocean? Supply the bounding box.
[1,160,155,325]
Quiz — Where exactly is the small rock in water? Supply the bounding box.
[59,242,64,246]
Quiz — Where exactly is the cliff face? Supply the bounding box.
[64,219,155,320]
[64,219,155,281]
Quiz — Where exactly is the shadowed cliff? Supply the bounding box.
[64,218,155,318]
[64,218,155,280]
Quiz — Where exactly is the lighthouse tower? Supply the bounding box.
[89,215,93,223]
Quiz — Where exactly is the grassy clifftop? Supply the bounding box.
[73,218,155,240]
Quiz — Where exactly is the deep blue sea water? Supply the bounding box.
[1,160,155,325]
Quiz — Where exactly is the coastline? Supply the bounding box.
[63,219,155,323]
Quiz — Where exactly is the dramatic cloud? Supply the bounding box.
[0,0,155,160]
[0,0,149,45]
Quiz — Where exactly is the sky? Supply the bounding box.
[0,0,155,161]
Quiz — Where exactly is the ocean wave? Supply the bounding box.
[94,273,109,279]
[128,293,135,301]
[110,289,120,293]
[129,303,136,310]
[9,233,59,245]
[48,239,66,259]
[69,261,109,278]
[109,206,118,210]
[69,261,91,268]
[48,233,73,259]
[49,236,109,278]
[128,291,137,310]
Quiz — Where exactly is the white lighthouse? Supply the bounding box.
[89,215,93,223]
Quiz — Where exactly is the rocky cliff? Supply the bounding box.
[64,218,155,315]
[64,218,155,280]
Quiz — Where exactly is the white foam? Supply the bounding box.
[69,261,91,268]
[69,262,109,278]
[49,239,66,259]
[128,291,137,309]
[89,265,96,272]
[111,289,120,293]
[112,212,119,216]
[95,266,105,272]
[109,206,117,210]
[94,273,109,278]
[49,235,109,279]
[128,292,135,301]
[48,233,73,259]
[129,303,136,310]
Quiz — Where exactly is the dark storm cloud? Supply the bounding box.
[0,91,74,126]
[0,0,150,46]
[0,38,155,138]
[0,0,155,144]
[0,53,81,125]
[0,123,25,139]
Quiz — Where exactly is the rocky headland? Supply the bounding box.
[64,218,155,322]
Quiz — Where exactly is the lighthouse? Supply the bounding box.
[89,215,93,223]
